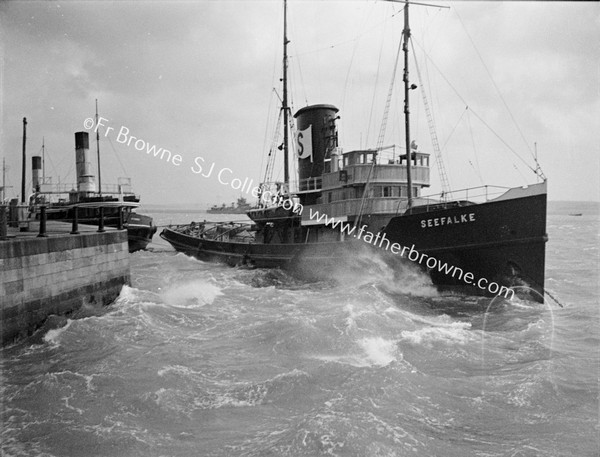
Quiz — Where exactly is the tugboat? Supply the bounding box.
[30,129,157,252]
[161,0,547,302]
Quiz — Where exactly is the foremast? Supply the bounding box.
[282,0,290,191]
[95,99,102,197]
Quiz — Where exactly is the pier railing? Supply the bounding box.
[0,203,128,239]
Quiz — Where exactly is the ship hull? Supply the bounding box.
[161,183,547,302]
[46,206,157,253]
[160,227,366,279]
[126,213,158,252]
[382,183,547,301]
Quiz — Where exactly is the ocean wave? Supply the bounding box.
[206,369,311,409]
[114,284,141,304]
[311,336,400,368]
[400,321,472,346]
[160,279,224,308]
[42,319,75,345]
[358,337,398,367]
[149,368,311,413]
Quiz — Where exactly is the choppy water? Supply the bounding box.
[1,201,598,456]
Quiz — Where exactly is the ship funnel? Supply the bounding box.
[74,131,96,194]
[32,156,42,192]
[294,104,339,187]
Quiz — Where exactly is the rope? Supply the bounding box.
[454,8,539,165]
[105,134,129,178]
[412,37,541,178]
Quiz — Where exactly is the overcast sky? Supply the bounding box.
[1,0,598,207]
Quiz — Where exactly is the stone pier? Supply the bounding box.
[0,221,130,344]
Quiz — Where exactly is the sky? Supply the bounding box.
[1,0,598,208]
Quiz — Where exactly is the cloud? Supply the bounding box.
[1,1,598,205]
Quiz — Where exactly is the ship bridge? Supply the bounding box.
[297,147,430,209]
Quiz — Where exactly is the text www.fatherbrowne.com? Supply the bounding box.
[308,208,515,300]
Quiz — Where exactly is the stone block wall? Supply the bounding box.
[0,230,130,344]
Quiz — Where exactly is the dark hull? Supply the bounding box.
[125,213,157,252]
[161,184,547,302]
[382,187,547,301]
[46,207,157,253]
[160,226,367,279]
[125,223,158,252]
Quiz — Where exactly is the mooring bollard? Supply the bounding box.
[37,206,47,237]
[0,206,8,240]
[70,206,79,235]
[97,206,105,233]
[117,206,124,230]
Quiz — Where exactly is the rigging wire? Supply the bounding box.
[440,105,467,151]
[410,37,451,197]
[412,37,540,177]
[465,107,485,186]
[258,88,278,200]
[365,9,391,148]
[453,8,538,163]
[40,140,72,185]
[355,10,406,228]
[286,4,309,108]
[287,90,298,193]
[340,24,365,123]
[292,5,402,59]
[263,110,283,186]
[105,134,129,178]
[258,15,283,193]
[289,53,309,108]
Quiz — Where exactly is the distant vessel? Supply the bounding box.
[208,197,252,214]
[29,105,156,252]
[569,213,582,216]
[161,0,548,302]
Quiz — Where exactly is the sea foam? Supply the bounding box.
[161,280,223,308]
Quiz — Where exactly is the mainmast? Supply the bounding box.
[389,0,448,207]
[95,99,102,197]
[282,0,290,190]
[403,1,413,208]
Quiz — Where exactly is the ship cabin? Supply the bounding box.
[250,104,431,245]
[298,147,431,242]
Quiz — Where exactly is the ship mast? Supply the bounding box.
[388,0,447,208]
[282,0,290,190]
[95,99,102,197]
[403,1,413,208]
[21,117,27,203]
[42,137,46,184]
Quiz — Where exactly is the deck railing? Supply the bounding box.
[419,185,510,205]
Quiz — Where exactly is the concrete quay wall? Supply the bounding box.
[0,230,130,344]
